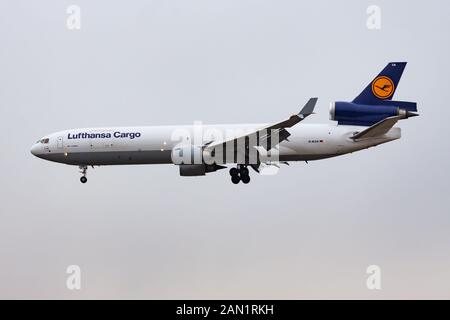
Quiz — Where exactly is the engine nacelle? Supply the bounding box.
[179,164,226,176]
[179,164,206,176]
[330,101,413,126]
[171,145,212,165]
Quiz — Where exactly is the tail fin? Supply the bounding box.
[331,62,418,126]
[353,62,406,105]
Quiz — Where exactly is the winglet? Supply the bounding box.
[299,97,318,119]
[272,98,318,129]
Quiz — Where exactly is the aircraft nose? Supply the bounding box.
[30,143,40,156]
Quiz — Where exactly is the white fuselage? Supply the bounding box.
[30,123,401,166]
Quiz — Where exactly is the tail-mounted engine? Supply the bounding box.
[330,101,418,126]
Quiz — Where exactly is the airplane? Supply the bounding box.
[31,62,418,184]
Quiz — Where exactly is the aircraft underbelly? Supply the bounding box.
[41,150,173,166]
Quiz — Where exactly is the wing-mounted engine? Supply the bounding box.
[171,145,225,176]
[178,164,226,176]
[171,144,206,165]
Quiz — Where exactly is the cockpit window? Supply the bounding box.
[39,138,50,144]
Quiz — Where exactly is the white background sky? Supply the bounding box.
[0,0,449,299]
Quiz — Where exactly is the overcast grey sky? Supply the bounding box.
[1,0,449,299]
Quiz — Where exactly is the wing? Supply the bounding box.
[204,98,318,154]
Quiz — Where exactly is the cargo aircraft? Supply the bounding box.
[31,62,418,184]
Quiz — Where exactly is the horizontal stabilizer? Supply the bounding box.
[351,116,401,140]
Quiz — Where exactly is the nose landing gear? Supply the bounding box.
[229,165,251,184]
[79,165,88,183]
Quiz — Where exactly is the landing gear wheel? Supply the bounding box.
[241,175,250,184]
[79,165,88,184]
[240,166,249,176]
[229,168,239,176]
[231,175,240,184]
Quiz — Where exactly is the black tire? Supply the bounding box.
[241,175,250,184]
[80,176,87,184]
[229,168,239,176]
[231,175,240,184]
[240,166,249,176]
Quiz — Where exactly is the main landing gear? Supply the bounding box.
[79,165,88,184]
[229,165,251,184]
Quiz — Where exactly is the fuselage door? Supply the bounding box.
[57,136,63,149]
